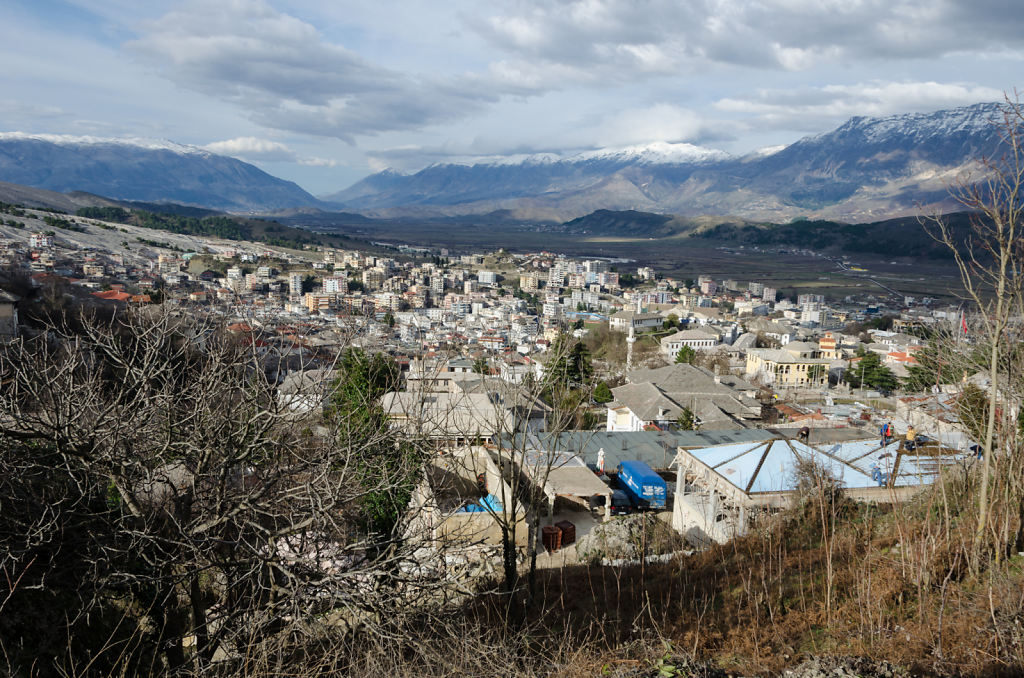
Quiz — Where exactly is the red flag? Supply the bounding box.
[961,311,968,335]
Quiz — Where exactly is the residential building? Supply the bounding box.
[744,349,830,387]
[609,309,663,332]
[288,273,303,298]
[660,328,721,358]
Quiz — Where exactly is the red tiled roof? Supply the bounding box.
[92,290,132,302]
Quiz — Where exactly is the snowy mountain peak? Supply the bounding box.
[0,132,212,156]
[573,141,731,164]
[821,102,1004,144]
[436,141,731,169]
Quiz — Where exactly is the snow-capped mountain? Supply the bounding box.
[0,134,317,212]
[324,102,1006,221]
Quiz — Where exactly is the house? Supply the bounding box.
[743,317,793,345]
[660,328,720,358]
[609,309,663,332]
[381,391,517,443]
[744,349,831,387]
[278,368,337,415]
[450,375,550,429]
[606,364,761,432]
[818,331,841,359]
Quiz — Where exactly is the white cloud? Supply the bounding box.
[715,81,1005,130]
[592,104,722,147]
[469,0,1024,84]
[129,0,497,141]
[204,136,336,167]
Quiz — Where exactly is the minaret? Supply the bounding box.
[626,323,636,371]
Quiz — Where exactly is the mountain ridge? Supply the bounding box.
[0,135,319,213]
[323,102,1005,222]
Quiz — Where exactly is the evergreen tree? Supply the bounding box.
[675,345,697,364]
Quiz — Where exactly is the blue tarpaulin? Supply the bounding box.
[459,493,504,513]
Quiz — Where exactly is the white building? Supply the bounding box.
[660,328,721,358]
[322,276,346,295]
[29,233,53,249]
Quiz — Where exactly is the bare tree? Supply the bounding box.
[0,307,443,675]
[925,92,1024,568]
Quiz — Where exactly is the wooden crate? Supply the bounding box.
[555,520,576,545]
[541,525,562,552]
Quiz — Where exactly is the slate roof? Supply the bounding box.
[497,429,778,470]
[663,328,720,342]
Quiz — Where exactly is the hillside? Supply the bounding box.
[74,205,356,252]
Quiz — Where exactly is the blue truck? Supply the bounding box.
[616,460,667,510]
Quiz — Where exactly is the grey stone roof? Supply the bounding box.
[611,363,761,429]
[662,328,720,342]
[498,429,779,470]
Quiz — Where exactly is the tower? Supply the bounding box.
[626,324,636,371]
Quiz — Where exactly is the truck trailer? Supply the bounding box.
[616,460,667,510]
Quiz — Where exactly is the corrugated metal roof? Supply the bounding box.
[679,436,955,496]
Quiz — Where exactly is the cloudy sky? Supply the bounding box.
[3,0,1021,195]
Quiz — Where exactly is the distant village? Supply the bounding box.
[0,205,985,561]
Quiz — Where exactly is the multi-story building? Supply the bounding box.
[304,293,335,313]
[744,349,830,387]
[289,273,303,298]
[362,268,385,291]
[29,233,53,249]
[322,276,346,295]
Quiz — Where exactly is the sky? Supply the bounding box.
[2,0,1022,196]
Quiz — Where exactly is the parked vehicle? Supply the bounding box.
[617,460,667,510]
[609,489,634,515]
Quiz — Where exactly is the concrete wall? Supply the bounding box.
[407,447,528,549]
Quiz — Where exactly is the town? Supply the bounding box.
[0,202,977,562]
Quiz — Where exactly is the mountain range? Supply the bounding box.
[325,102,1004,222]
[0,102,1008,221]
